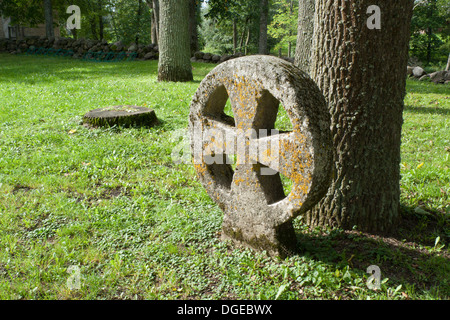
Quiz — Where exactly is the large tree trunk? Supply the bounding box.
[158,0,193,82]
[306,0,415,233]
[294,0,315,73]
[43,0,54,38]
[258,0,269,54]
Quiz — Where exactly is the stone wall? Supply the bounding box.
[0,37,295,65]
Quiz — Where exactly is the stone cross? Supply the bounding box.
[189,55,332,257]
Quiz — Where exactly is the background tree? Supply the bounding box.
[202,0,261,54]
[189,0,200,55]
[144,0,159,45]
[294,0,314,72]
[268,0,298,58]
[306,0,415,233]
[410,0,450,65]
[258,0,269,54]
[43,0,54,38]
[0,0,44,39]
[111,0,152,45]
[157,0,193,82]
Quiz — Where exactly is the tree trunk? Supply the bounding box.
[294,0,315,73]
[244,27,250,55]
[233,19,238,54]
[239,18,249,52]
[90,18,98,40]
[446,53,450,71]
[158,0,193,82]
[307,0,415,234]
[43,0,54,38]
[259,0,269,54]
[98,0,104,41]
[189,0,199,56]
[135,0,143,45]
[152,0,160,45]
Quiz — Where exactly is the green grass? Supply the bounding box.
[0,53,448,300]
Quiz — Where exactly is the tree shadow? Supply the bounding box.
[0,54,209,85]
[404,104,450,116]
[290,205,449,298]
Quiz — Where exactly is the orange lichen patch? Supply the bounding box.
[193,162,208,178]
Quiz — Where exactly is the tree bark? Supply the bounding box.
[152,0,160,45]
[43,0,54,38]
[158,0,193,82]
[306,0,415,234]
[258,0,269,54]
[294,0,315,73]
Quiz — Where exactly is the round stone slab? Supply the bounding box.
[189,55,333,257]
[83,105,158,128]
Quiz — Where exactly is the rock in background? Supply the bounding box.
[0,37,297,65]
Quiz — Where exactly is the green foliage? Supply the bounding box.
[410,0,450,65]
[109,0,152,45]
[201,0,269,55]
[267,0,297,53]
[0,0,45,26]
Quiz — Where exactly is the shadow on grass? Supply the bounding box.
[0,54,211,85]
[404,104,450,116]
[291,205,450,298]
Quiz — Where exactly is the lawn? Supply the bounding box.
[0,53,448,300]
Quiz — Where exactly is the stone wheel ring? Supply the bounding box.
[189,55,333,257]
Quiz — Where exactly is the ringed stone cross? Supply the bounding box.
[189,55,332,257]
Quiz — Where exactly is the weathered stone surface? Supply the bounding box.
[189,55,333,257]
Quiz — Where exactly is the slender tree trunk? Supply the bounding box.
[233,19,238,54]
[158,0,193,82]
[110,10,119,41]
[189,0,199,56]
[244,27,250,55]
[307,0,415,234]
[446,53,450,71]
[98,0,104,41]
[259,0,269,54]
[43,0,54,38]
[135,0,143,45]
[145,0,157,44]
[90,18,98,40]
[239,18,249,52]
[152,0,160,45]
[294,0,315,73]
[287,0,293,58]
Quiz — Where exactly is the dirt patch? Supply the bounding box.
[12,184,33,194]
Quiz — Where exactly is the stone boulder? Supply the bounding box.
[412,66,426,78]
[429,70,450,84]
[407,66,414,77]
